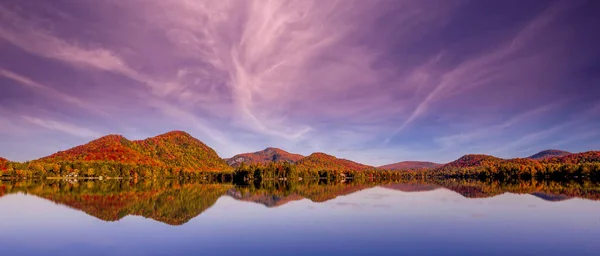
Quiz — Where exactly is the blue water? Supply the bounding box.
[1,186,599,256]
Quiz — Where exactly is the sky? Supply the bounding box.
[0,0,599,165]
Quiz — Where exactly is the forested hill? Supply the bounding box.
[295,152,375,172]
[34,131,232,172]
[132,131,231,172]
[227,147,304,167]
[442,154,505,168]
[528,149,572,160]
[541,151,600,164]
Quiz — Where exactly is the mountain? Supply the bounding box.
[39,135,160,165]
[442,154,503,168]
[132,131,231,172]
[542,151,600,164]
[37,131,232,172]
[295,152,375,171]
[528,149,572,160]
[226,147,304,167]
[379,161,441,171]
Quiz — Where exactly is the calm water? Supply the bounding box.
[0,180,599,256]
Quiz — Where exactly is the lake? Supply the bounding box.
[0,179,599,256]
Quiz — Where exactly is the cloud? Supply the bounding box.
[131,0,457,140]
[0,69,106,116]
[0,0,598,164]
[0,4,240,146]
[384,0,583,143]
[435,103,560,147]
[21,116,102,138]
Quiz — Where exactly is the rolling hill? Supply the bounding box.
[542,151,600,164]
[132,131,232,172]
[226,147,304,167]
[36,131,232,172]
[442,154,504,168]
[39,135,161,165]
[379,161,441,171]
[295,152,375,172]
[528,149,572,160]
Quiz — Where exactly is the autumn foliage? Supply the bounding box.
[433,151,600,179]
[227,147,304,167]
[40,135,161,165]
[132,131,232,172]
[295,152,375,172]
[542,151,600,164]
[443,154,504,168]
[36,131,232,173]
[0,157,8,171]
[527,149,571,160]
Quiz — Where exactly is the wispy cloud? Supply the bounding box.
[134,0,457,140]
[384,0,583,143]
[435,103,560,147]
[21,116,101,138]
[0,0,597,163]
[0,69,106,116]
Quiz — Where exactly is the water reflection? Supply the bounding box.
[1,179,599,225]
[1,179,600,256]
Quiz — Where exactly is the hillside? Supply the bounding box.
[528,149,571,160]
[133,131,232,172]
[542,151,600,164]
[442,154,503,168]
[295,152,374,172]
[38,135,160,165]
[36,131,232,172]
[379,161,441,171]
[227,147,304,167]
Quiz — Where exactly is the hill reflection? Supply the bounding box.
[1,178,599,225]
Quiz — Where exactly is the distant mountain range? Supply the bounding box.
[226,147,304,167]
[0,131,598,173]
[431,150,600,174]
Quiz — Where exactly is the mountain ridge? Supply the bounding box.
[35,131,232,172]
[295,152,375,172]
[227,147,304,167]
[3,130,598,173]
[528,149,572,160]
[442,154,503,168]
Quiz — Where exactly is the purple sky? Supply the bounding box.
[0,0,599,165]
